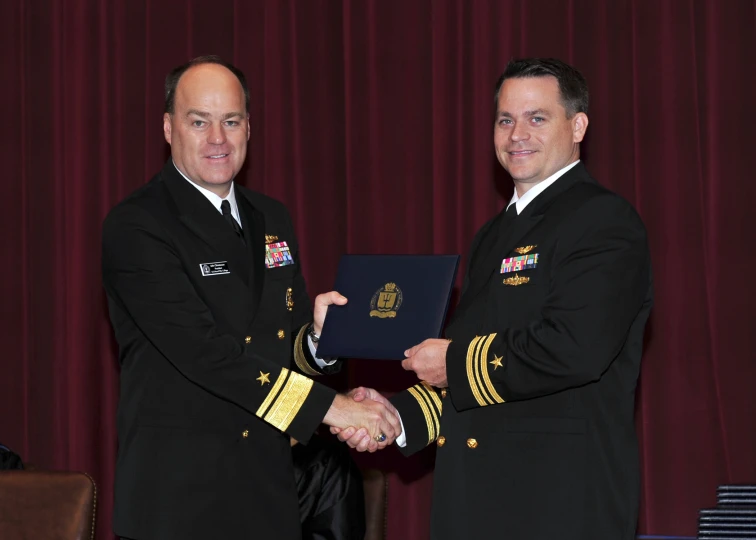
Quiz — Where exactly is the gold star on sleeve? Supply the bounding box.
[490,355,503,370]
[256,371,271,386]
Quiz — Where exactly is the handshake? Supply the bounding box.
[323,387,401,453]
[318,336,453,453]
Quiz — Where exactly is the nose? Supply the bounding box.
[510,121,529,142]
[207,122,227,145]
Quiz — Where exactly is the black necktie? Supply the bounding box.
[506,204,518,219]
[221,200,245,244]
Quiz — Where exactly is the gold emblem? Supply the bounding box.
[286,288,294,311]
[256,371,271,386]
[369,283,403,318]
[503,273,529,286]
[514,245,536,254]
[490,355,503,370]
[265,235,279,244]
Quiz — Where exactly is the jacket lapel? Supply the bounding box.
[452,163,589,322]
[161,161,250,285]
[237,192,266,320]
[453,212,543,320]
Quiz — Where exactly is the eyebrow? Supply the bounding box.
[185,109,245,120]
[498,109,550,118]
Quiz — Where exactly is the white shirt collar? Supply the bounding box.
[506,160,580,214]
[172,161,242,226]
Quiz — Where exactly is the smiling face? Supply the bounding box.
[163,63,250,197]
[494,76,588,195]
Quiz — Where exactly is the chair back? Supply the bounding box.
[0,470,96,540]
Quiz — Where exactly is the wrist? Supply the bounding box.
[308,323,321,344]
[323,394,349,427]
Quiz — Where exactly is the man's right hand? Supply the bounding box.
[329,387,401,452]
[323,392,401,453]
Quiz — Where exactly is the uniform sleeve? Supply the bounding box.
[447,195,652,411]
[102,203,335,443]
[292,323,342,376]
[282,203,343,379]
[389,382,443,456]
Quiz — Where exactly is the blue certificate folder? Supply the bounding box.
[316,255,460,360]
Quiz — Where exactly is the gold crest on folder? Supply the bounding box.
[369,283,403,318]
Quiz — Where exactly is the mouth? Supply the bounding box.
[205,153,231,160]
[507,150,536,157]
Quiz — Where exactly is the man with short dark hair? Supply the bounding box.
[103,56,399,540]
[338,58,653,539]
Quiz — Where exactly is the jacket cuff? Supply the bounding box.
[448,334,506,412]
[390,382,442,456]
[255,367,336,444]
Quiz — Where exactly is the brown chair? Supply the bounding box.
[0,469,97,540]
[362,469,388,540]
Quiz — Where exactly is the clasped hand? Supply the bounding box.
[328,388,400,452]
[324,388,402,452]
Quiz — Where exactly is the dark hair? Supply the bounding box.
[494,58,589,118]
[164,55,250,114]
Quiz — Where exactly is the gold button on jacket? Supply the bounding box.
[437,436,446,447]
[277,329,285,340]
[244,336,252,344]
[242,430,249,438]
[466,438,478,449]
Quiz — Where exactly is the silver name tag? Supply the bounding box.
[199,261,230,276]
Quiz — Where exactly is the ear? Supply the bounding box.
[163,113,173,144]
[572,112,588,143]
[246,113,251,142]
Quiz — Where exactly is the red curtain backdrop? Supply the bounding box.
[1,1,755,538]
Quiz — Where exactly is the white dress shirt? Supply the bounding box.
[174,162,243,226]
[506,160,580,214]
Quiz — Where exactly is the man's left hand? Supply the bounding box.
[312,291,348,335]
[402,339,450,387]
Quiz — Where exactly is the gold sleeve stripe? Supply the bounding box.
[256,368,290,417]
[466,336,488,406]
[478,334,505,404]
[408,386,437,443]
[473,334,495,406]
[420,381,443,416]
[465,336,484,406]
[263,371,314,432]
[413,383,440,437]
[475,333,495,404]
[294,324,321,376]
[407,386,436,443]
